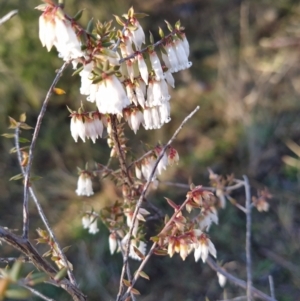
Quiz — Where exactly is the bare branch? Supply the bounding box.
[0,10,18,26]
[15,62,79,288]
[0,226,86,301]
[117,106,200,300]
[206,257,277,301]
[268,275,275,300]
[243,175,252,301]
[19,283,56,301]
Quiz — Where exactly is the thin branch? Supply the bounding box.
[217,297,247,301]
[268,275,275,300]
[243,175,252,301]
[16,62,78,287]
[120,195,192,301]
[22,61,68,239]
[117,240,136,301]
[110,115,133,186]
[0,226,86,301]
[117,106,199,300]
[206,257,277,301]
[0,10,18,26]
[20,283,56,301]
[0,257,30,264]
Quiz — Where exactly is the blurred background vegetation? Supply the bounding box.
[0,0,300,300]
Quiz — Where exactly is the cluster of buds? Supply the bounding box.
[154,186,217,262]
[82,212,99,234]
[135,146,179,181]
[252,188,272,212]
[36,228,73,269]
[208,168,235,208]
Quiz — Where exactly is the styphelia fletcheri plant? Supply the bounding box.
[0,1,274,301]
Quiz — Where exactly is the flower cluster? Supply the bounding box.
[70,111,104,143]
[76,171,94,197]
[82,213,99,234]
[155,186,217,262]
[36,2,83,64]
[135,146,179,181]
[36,4,192,137]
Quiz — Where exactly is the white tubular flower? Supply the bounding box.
[217,272,227,287]
[198,206,218,231]
[164,71,175,88]
[166,43,180,73]
[76,172,94,197]
[135,80,146,108]
[93,114,104,139]
[122,234,147,261]
[149,52,164,81]
[180,32,190,57]
[141,156,157,180]
[137,53,148,84]
[161,50,172,69]
[96,75,130,115]
[153,80,170,105]
[84,118,97,143]
[79,63,93,96]
[135,164,142,179]
[151,107,161,129]
[155,146,168,175]
[158,101,171,124]
[109,233,118,255]
[126,60,135,82]
[194,231,217,263]
[82,215,91,229]
[82,214,99,235]
[130,19,145,50]
[128,109,144,134]
[37,5,83,61]
[174,39,192,70]
[142,108,153,130]
[124,35,134,56]
[39,12,56,51]
[70,115,86,143]
[88,218,99,234]
[146,81,154,107]
[54,18,83,62]
[125,82,138,106]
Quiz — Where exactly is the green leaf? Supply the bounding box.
[86,18,94,34]
[158,27,165,38]
[19,113,26,123]
[9,260,22,282]
[9,174,24,181]
[149,31,154,44]
[19,123,33,130]
[72,65,84,76]
[73,9,85,21]
[165,20,173,32]
[8,117,18,129]
[122,279,131,287]
[128,7,134,19]
[2,133,15,139]
[18,137,30,143]
[114,15,125,27]
[54,267,68,281]
[175,19,181,30]
[5,288,31,299]
[134,13,149,19]
[139,271,150,280]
